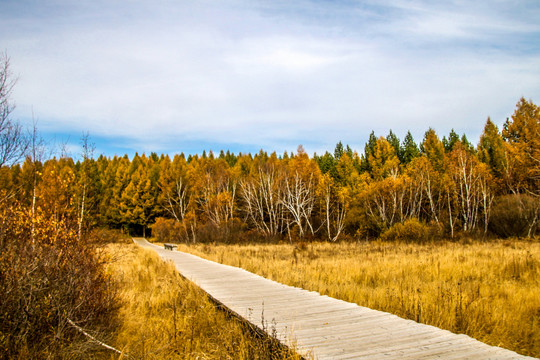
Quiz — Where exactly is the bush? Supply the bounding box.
[195,218,248,244]
[151,217,185,243]
[151,217,273,244]
[489,194,540,238]
[0,206,118,359]
[86,227,130,244]
[380,218,440,242]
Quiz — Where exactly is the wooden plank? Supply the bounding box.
[133,238,536,360]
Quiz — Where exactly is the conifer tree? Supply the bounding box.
[460,134,475,153]
[386,130,401,161]
[316,151,336,176]
[442,129,460,152]
[478,118,506,177]
[345,144,353,159]
[401,131,419,164]
[334,141,344,161]
[369,137,400,179]
[502,97,540,196]
[225,150,237,167]
[360,131,377,173]
[335,153,359,187]
[421,128,445,172]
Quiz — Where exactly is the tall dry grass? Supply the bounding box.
[174,239,540,358]
[103,244,301,359]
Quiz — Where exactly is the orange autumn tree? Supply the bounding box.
[503,97,540,196]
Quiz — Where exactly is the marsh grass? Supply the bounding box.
[174,239,540,357]
[104,244,302,359]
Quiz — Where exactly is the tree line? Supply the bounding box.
[1,98,538,243]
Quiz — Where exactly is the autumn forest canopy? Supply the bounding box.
[2,97,540,243]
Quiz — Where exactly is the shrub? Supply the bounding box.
[87,227,130,244]
[0,206,118,359]
[195,218,248,244]
[380,218,439,242]
[151,217,185,243]
[489,194,540,238]
[152,217,265,244]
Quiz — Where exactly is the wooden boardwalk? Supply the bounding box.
[133,238,535,360]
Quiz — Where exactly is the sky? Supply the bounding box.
[1,0,539,159]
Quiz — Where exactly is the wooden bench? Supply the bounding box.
[163,243,178,251]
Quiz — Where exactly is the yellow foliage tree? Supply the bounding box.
[503,98,540,196]
[369,137,400,180]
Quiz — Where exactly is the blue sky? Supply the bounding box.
[1,0,539,159]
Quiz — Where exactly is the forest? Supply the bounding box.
[2,98,539,244]
[1,49,539,357]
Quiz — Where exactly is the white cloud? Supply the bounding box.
[2,0,540,155]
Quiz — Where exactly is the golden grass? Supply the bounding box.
[102,244,302,359]
[173,239,540,358]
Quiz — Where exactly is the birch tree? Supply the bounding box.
[447,143,494,233]
[318,173,348,241]
[192,157,237,226]
[280,146,320,239]
[0,52,27,168]
[240,155,285,236]
[159,154,190,222]
[77,133,94,241]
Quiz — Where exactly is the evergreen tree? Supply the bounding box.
[345,145,354,159]
[386,130,401,161]
[256,149,269,162]
[225,150,237,167]
[149,152,159,162]
[502,97,540,195]
[478,117,506,177]
[109,156,131,228]
[97,156,116,226]
[443,129,460,152]
[460,134,475,153]
[334,141,344,161]
[360,131,377,173]
[316,151,336,176]
[401,131,419,164]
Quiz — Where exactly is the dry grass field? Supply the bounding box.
[102,244,302,359]
[173,239,540,358]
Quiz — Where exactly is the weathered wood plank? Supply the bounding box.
[133,238,536,360]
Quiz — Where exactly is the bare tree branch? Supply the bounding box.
[0,52,28,167]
